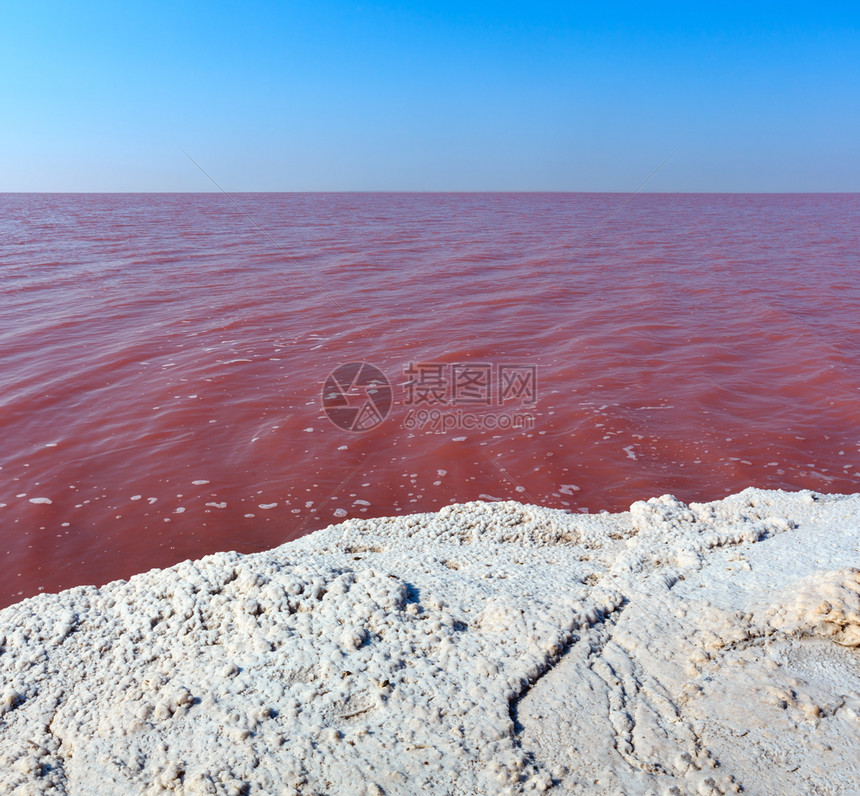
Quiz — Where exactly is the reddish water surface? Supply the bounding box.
[1,193,859,607]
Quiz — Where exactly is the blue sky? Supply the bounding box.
[2,2,858,191]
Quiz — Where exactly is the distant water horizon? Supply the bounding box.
[4,191,859,195]
[1,192,858,607]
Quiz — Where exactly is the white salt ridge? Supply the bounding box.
[192,480,210,486]
[27,498,52,505]
[1,488,859,795]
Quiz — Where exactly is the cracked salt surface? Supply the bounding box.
[0,488,858,795]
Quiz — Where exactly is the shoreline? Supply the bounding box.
[2,487,858,794]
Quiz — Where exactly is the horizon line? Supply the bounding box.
[2,190,859,196]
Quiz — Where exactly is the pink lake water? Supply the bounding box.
[1,193,858,607]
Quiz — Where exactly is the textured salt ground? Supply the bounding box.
[0,489,858,796]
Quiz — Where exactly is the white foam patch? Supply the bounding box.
[28,498,52,505]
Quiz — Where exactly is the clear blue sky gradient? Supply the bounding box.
[2,1,858,191]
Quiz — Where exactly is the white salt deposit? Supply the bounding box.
[1,488,858,795]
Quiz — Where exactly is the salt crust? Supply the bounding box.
[0,488,858,795]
